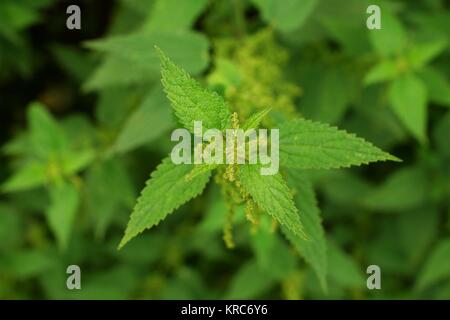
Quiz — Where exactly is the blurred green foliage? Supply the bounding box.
[0,0,449,299]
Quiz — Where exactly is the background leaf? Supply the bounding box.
[46,180,80,250]
[362,166,429,212]
[28,103,68,160]
[284,170,328,292]
[85,31,210,90]
[251,0,318,32]
[368,10,407,57]
[112,85,174,154]
[416,239,450,291]
[142,0,208,32]
[389,73,428,143]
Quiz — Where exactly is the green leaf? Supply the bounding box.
[119,158,211,248]
[86,32,209,74]
[66,266,138,300]
[397,208,438,264]
[112,85,174,154]
[433,281,450,300]
[0,2,41,34]
[368,10,407,57]
[345,85,407,149]
[0,204,22,250]
[2,132,30,156]
[61,114,96,149]
[157,47,231,133]
[318,171,373,207]
[142,0,208,32]
[327,241,365,288]
[120,0,154,13]
[418,67,450,108]
[84,56,151,90]
[51,44,96,82]
[362,166,429,212]
[95,88,132,129]
[61,149,96,175]
[416,239,450,291]
[433,111,450,157]
[238,164,306,239]
[367,224,411,276]
[299,64,355,124]
[196,187,245,235]
[46,180,80,250]
[225,260,276,299]
[207,58,242,89]
[2,250,56,279]
[407,39,448,70]
[27,102,68,160]
[242,108,272,130]
[85,159,135,238]
[251,220,297,280]
[2,161,47,192]
[284,170,328,292]
[251,0,318,32]
[85,31,209,90]
[316,0,371,56]
[389,73,428,143]
[279,118,400,169]
[161,268,208,299]
[364,59,398,85]
[185,163,219,182]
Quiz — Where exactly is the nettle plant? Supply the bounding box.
[119,48,400,287]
